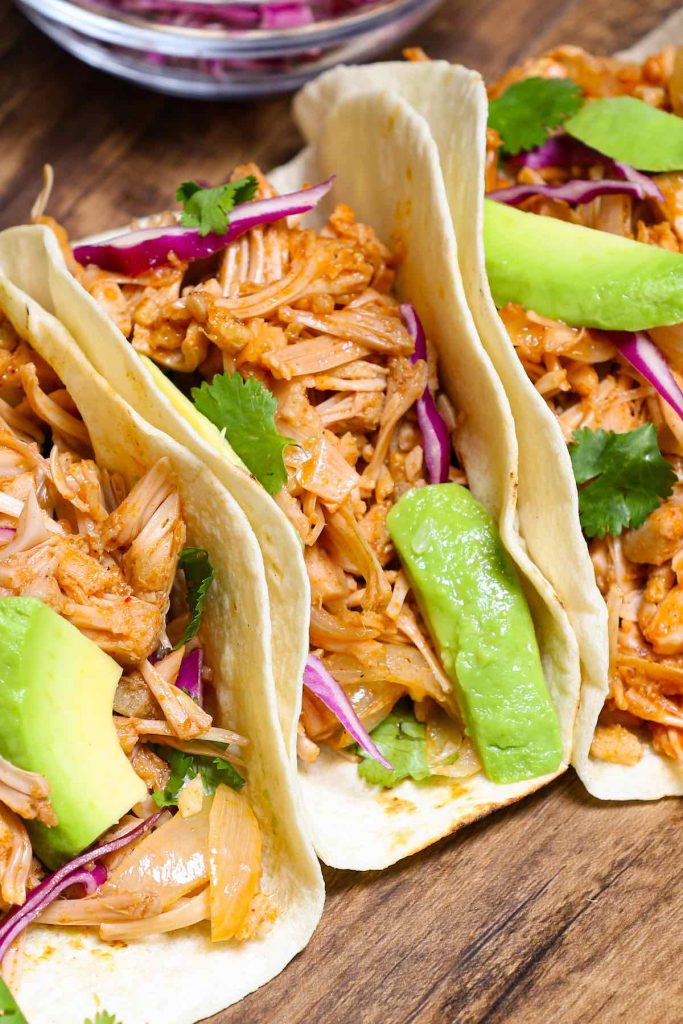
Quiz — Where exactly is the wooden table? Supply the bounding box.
[1,0,682,1020]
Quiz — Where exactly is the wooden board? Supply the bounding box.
[0,0,681,1020]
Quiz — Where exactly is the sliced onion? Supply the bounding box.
[0,526,16,544]
[73,177,334,275]
[0,810,160,961]
[610,330,683,420]
[400,303,450,485]
[176,647,203,707]
[303,655,393,769]
[99,803,209,910]
[208,785,261,941]
[99,887,209,942]
[487,177,660,207]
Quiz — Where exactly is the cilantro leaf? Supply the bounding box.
[0,979,28,1023]
[569,425,676,538]
[174,547,215,650]
[488,77,584,155]
[152,745,244,808]
[84,1013,122,1024]
[177,176,258,236]
[192,373,293,496]
[357,703,433,789]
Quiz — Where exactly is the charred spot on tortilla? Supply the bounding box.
[377,794,418,815]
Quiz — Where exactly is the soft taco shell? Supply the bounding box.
[293,44,683,800]
[0,224,310,768]
[0,273,323,1023]
[0,94,580,869]
[269,91,579,867]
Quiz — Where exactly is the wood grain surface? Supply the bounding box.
[1,1,682,1021]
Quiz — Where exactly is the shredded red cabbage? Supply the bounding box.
[95,0,374,30]
[0,811,161,961]
[0,864,106,962]
[73,177,334,275]
[512,135,663,201]
[177,647,203,706]
[487,177,660,207]
[610,331,683,420]
[513,134,594,169]
[261,3,315,28]
[611,160,663,201]
[303,655,393,769]
[400,303,450,485]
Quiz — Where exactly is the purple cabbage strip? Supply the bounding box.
[512,134,663,201]
[0,864,106,962]
[513,134,595,169]
[610,331,683,420]
[400,303,450,485]
[303,655,393,770]
[73,177,335,276]
[177,647,203,706]
[96,0,371,29]
[0,811,162,962]
[487,177,661,207]
[262,3,315,27]
[611,160,663,201]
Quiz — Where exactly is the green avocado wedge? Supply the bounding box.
[0,597,146,868]
[386,484,562,785]
[565,96,683,172]
[485,199,683,329]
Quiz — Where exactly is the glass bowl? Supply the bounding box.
[14,0,442,98]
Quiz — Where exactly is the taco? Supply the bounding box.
[0,264,323,1022]
[293,30,683,800]
[0,95,580,870]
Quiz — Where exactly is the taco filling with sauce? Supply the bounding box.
[0,315,266,975]
[52,167,563,793]
[484,45,683,768]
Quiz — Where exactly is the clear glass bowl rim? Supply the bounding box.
[17,0,432,55]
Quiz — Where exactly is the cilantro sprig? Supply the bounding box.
[192,372,293,496]
[357,704,433,789]
[177,176,258,236]
[152,745,244,808]
[570,425,676,538]
[174,547,215,650]
[488,77,584,155]
[84,1012,123,1024]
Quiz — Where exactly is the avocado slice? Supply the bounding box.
[0,597,146,868]
[386,484,562,784]
[485,199,683,330]
[565,96,683,172]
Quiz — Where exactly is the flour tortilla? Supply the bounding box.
[270,101,579,868]
[0,273,323,1024]
[0,226,310,773]
[292,23,683,800]
[0,94,580,869]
